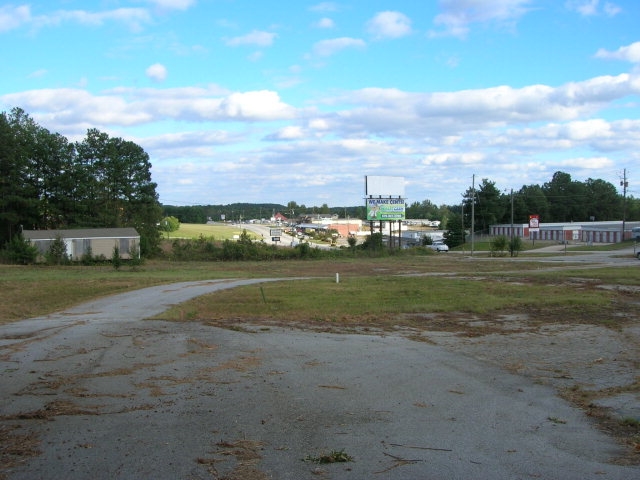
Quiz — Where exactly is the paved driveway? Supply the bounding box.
[1,278,638,479]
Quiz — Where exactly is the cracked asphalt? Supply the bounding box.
[1,278,638,479]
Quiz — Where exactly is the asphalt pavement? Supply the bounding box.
[2,275,638,479]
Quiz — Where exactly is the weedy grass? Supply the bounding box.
[2,254,639,326]
[156,272,619,329]
[303,449,353,464]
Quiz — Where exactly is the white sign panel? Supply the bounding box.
[365,176,405,197]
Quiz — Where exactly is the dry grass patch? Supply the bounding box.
[156,274,626,334]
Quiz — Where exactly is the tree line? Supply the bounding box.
[0,108,163,254]
[161,202,366,224]
[459,172,638,235]
[164,171,637,237]
[2,106,635,258]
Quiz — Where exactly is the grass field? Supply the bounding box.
[2,251,639,326]
[164,223,261,240]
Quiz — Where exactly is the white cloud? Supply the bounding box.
[431,0,533,38]
[1,3,193,33]
[595,42,640,63]
[27,69,48,79]
[144,0,196,11]
[265,126,305,141]
[225,30,277,47]
[1,87,298,128]
[312,37,366,57]
[0,5,31,32]
[567,0,599,16]
[556,156,614,168]
[309,2,339,13]
[603,2,621,16]
[309,118,330,131]
[33,8,153,32]
[315,17,335,29]
[421,152,485,166]
[3,66,639,207]
[566,0,621,16]
[367,11,412,39]
[146,63,168,82]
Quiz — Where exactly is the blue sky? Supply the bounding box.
[1,0,639,208]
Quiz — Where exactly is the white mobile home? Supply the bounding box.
[23,228,140,261]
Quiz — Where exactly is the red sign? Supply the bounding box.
[529,214,540,231]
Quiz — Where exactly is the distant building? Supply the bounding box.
[23,228,140,260]
[272,212,288,223]
[490,221,640,243]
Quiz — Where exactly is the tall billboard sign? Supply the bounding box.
[366,198,406,220]
[364,176,406,220]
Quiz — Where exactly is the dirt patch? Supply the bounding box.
[196,439,268,480]
[0,425,41,478]
[197,281,640,465]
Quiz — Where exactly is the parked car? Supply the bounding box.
[429,241,449,252]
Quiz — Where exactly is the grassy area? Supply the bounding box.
[159,274,617,328]
[2,253,638,326]
[164,223,261,240]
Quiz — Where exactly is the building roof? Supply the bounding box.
[23,228,139,240]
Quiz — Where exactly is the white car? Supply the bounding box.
[429,241,449,252]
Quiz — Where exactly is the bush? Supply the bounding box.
[361,233,384,252]
[129,243,144,270]
[112,245,121,270]
[45,234,69,265]
[490,235,508,257]
[4,234,38,265]
[80,245,95,265]
[509,236,523,257]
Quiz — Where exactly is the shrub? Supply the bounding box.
[45,234,69,265]
[129,243,144,270]
[112,245,121,270]
[4,234,38,265]
[80,245,95,265]
[361,232,384,252]
[490,235,508,257]
[509,236,523,257]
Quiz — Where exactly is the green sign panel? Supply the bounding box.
[366,198,405,220]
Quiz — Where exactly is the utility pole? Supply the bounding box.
[621,169,628,241]
[471,174,475,257]
[461,199,464,254]
[510,188,514,241]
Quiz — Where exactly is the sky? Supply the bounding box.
[1,0,639,208]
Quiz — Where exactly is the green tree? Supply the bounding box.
[112,245,121,270]
[75,129,163,255]
[160,216,180,234]
[0,109,42,242]
[584,178,620,221]
[443,213,465,248]
[542,171,589,222]
[465,179,504,234]
[45,234,69,265]
[361,232,384,252]
[515,185,549,223]
[0,111,23,244]
[4,234,38,264]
